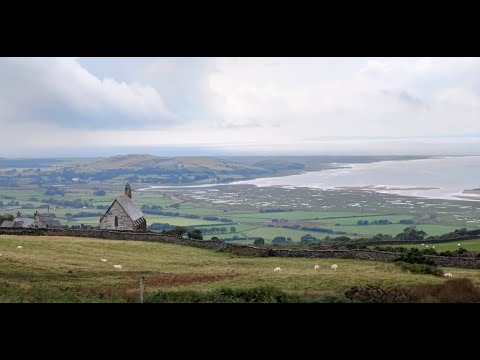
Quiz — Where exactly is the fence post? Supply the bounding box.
[139,277,145,303]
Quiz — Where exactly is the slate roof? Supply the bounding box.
[0,220,14,228]
[12,217,35,228]
[100,194,145,222]
[39,215,62,228]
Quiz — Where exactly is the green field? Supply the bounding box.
[1,235,479,303]
[375,239,480,252]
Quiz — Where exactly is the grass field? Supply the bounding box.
[1,235,479,303]
[375,239,480,252]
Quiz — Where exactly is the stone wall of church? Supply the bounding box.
[99,201,135,230]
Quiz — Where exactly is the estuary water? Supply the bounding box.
[232,156,480,201]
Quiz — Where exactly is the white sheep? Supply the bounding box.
[273,267,281,273]
[421,243,425,246]
[458,243,461,246]
[426,245,429,248]
[17,246,23,249]
[444,272,453,278]
[0,253,2,256]
[432,246,435,249]
[101,258,108,262]
[331,264,338,271]
[314,265,320,271]
[113,265,122,270]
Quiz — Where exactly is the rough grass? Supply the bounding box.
[1,235,480,302]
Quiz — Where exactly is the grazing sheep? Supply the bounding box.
[113,265,122,270]
[314,265,320,271]
[426,245,429,248]
[273,267,281,273]
[331,264,338,271]
[444,272,453,278]
[432,246,435,249]
[458,243,461,246]
[100,258,108,262]
[421,243,425,246]
[17,246,23,249]
[0,254,2,256]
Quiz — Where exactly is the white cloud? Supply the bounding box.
[1,57,480,155]
[0,57,175,129]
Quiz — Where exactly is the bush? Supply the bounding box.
[147,286,296,303]
[411,278,480,303]
[172,226,188,236]
[253,237,265,246]
[395,248,436,266]
[396,262,444,276]
[187,229,203,240]
[345,282,413,303]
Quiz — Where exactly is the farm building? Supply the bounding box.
[99,183,147,231]
[0,211,46,228]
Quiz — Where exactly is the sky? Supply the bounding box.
[1,57,480,157]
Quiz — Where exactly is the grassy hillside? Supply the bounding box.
[81,154,265,172]
[1,235,479,303]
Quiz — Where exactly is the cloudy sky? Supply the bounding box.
[1,57,479,157]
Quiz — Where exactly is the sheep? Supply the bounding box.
[444,272,453,278]
[331,264,338,271]
[426,245,429,248]
[0,254,2,256]
[100,258,108,262]
[17,246,23,249]
[458,243,461,246]
[421,243,425,246]
[273,267,281,273]
[432,246,435,249]
[113,265,122,270]
[314,265,320,271]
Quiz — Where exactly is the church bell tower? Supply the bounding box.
[125,183,132,198]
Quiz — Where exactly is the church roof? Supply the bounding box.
[101,194,145,222]
[0,220,14,228]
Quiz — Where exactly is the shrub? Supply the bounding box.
[187,229,203,240]
[147,286,296,303]
[396,262,444,276]
[253,237,265,246]
[172,226,188,236]
[395,248,436,266]
[345,282,413,303]
[410,278,480,303]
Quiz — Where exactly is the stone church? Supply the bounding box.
[99,183,147,231]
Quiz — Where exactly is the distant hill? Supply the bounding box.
[0,154,435,186]
[81,154,265,172]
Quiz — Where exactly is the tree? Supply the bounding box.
[272,236,287,244]
[211,237,220,241]
[301,234,317,242]
[230,226,237,233]
[187,229,203,240]
[173,226,188,236]
[395,227,428,241]
[253,237,265,246]
[94,189,106,196]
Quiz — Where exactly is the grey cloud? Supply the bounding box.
[216,118,262,129]
[381,89,427,108]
